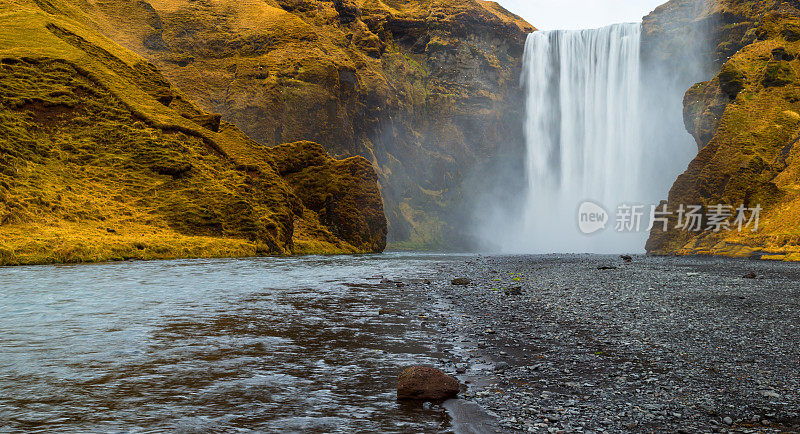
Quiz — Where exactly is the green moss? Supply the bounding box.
[648,4,800,260]
[762,60,794,87]
[719,63,746,98]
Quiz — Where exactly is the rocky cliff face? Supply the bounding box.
[0,0,386,265]
[646,0,800,260]
[88,0,534,249]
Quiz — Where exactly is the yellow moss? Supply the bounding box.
[79,0,533,249]
[0,0,387,265]
[647,6,800,260]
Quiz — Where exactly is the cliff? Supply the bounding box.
[0,0,386,265]
[645,0,800,261]
[86,0,534,249]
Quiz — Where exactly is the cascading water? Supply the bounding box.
[509,23,669,253]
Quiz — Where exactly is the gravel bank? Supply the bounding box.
[414,255,800,433]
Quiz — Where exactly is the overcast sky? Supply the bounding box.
[495,0,668,30]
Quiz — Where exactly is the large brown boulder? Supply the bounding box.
[397,366,460,401]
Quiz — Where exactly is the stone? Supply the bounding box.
[451,278,471,286]
[723,416,733,425]
[397,366,460,401]
[759,390,781,399]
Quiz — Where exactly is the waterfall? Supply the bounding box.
[511,23,658,253]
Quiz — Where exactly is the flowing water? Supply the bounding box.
[510,23,688,253]
[0,254,466,432]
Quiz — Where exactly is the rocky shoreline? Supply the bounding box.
[402,255,800,433]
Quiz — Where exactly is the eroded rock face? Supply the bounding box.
[397,366,460,401]
[91,0,534,249]
[645,0,800,260]
[268,141,387,253]
[0,1,387,265]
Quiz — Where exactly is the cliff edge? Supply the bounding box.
[645,0,800,260]
[87,0,534,249]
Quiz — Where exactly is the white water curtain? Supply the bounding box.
[514,24,648,253]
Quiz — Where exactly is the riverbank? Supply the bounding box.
[416,255,800,433]
[1,253,797,432]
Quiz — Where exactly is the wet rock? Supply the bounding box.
[397,366,460,401]
[378,308,401,316]
[451,278,471,286]
[743,272,757,279]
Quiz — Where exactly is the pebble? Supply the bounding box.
[413,255,800,432]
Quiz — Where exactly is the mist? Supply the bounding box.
[470,0,716,254]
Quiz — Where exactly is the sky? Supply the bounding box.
[495,0,668,30]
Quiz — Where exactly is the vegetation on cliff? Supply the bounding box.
[87,0,534,249]
[0,0,386,265]
[645,0,800,260]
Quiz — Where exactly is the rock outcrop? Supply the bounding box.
[0,0,386,265]
[645,0,800,261]
[88,0,534,249]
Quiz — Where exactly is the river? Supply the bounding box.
[0,253,468,432]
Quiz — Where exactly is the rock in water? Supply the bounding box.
[397,367,460,401]
[451,278,471,286]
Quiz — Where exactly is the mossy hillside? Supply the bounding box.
[0,57,292,263]
[88,0,534,249]
[0,2,386,264]
[268,141,388,253]
[646,2,800,260]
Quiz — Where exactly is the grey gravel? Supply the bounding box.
[414,255,800,433]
